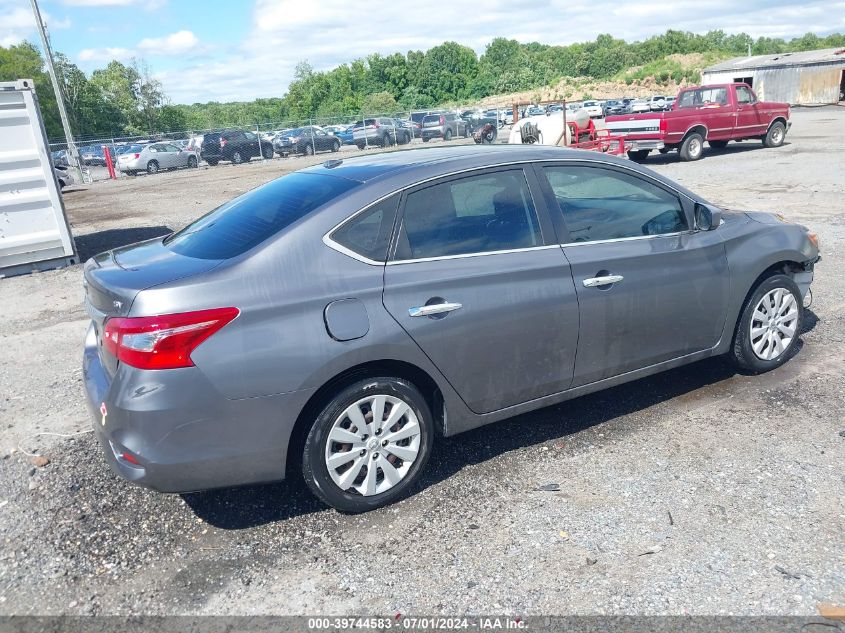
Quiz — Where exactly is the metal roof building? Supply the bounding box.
[701,48,845,105]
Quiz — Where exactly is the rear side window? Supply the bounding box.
[165,173,359,259]
[542,165,687,243]
[395,170,542,260]
[330,194,400,262]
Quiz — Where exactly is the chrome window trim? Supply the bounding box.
[386,245,561,266]
[560,230,694,248]
[322,158,699,265]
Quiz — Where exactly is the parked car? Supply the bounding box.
[420,112,470,142]
[630,99,651,113]
[665,96,676,110]
[503,110,515,125]
[546,103,564,113]
[53,164,74,190]
[201,129,273,166]
[649,95,667,111]
[606,83,791,161]
[273,126,341,156]
[51,149,69,168]
[581,101,604,118]
[82,145,819,513]
[390,120,414,144]
[396,118,422,139]
[603,100,626,116]
[117,142,198,175]
[352,117,400,149]
[525,106,545,117]
[323,125,355,145]
[79,145,116,167]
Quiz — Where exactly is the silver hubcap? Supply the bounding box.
[325,394,421,496]
[750,288,798,361]
[772,128,783,143]
[689,138,701,157]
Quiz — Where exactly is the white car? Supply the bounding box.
[649,95,667,111]
[117,141,198,176]
[630,99,651,113]
[581,101,604,118]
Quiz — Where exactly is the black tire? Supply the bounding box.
[444,129,452,142]
[303,143,314,156]
[730,273,803,374]
[679,132,705,161]
[483,129,496,144]
[231,151,244,164]
[262,145,274,159]
[763,121,786,148]
[382,134,393,147]
[627,149,651,162]
[146,160,159,174]
[422,137,430,143]
[187,155,198,168]
[331,140,340,152]
[356,142,365,150]
[302,377,434,513]
[709,140,729,149]
[206,159,219,166]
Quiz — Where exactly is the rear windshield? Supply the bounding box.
[422,115,441,124]
[165,173,359,259]
[677,87,728,108]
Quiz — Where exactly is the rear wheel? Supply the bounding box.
[302,377,434,513]
[303,143,314,156]
[206,158,219,166]
[444,129,452,142]
[731,274,803,373]
[422,137,430,143]
[679,132,704,161]
[627,149,651,161]
[262,145,274,159]
[231,150,244,164]
[331,140,340,152]
[763,121,786,148]
[146,160,159,174]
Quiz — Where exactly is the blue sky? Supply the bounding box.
[2,0,844,104]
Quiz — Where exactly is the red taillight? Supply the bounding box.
[660,117,667,134]
[372,120,379,129]
[220,138,227,147]
[439,115,445,125]
[133,153,140,159]
[103,307,239,370]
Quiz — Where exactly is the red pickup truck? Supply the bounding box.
[605,83,791,161]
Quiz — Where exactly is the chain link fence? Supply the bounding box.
[48,104,515,183]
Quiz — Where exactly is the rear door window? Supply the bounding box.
[394,169,542,260]
[165,173,359,259]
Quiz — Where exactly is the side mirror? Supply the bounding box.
[694,203,722,231]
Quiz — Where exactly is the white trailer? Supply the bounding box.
[0,79,77,278]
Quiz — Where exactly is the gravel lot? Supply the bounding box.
[0,110,843,616]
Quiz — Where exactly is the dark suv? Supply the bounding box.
[421,113,470,142]
[201,129,273,166]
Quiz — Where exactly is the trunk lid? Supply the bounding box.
[84,237,222,375]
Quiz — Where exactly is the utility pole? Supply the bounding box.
[29,0,82,182]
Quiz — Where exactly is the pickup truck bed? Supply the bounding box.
[605,83,791,162]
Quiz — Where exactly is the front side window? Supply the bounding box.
[736,86,755,104]
[331,195,400,262]
[542,165,688,243]
[395,170,542,260]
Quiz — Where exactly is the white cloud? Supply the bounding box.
[0,3,72,47]
[60,0,150,5]
[78,46,134,62]
[138,30,199,54]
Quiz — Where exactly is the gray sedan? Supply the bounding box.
[82,146,819,512]
[117,142,198,175]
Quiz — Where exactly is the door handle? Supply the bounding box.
[583,275,624,288]
[408,302,462,317]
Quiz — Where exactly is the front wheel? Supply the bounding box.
[206,158,219,166]
[331,140,340,152]
[231,150,244,164]
[262,146,274,159]
[444,129,452,142]
[730,274,803,373]
[302,377,434,513]
[187,155,198,168]
[763,121,786,148]
[303,143,314,156]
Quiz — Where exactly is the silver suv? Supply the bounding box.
[421,113,470,142]
[352,118,398,149]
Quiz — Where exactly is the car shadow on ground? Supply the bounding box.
[182,305,820,530]
[74,226,173,261]
[641,142,791,166]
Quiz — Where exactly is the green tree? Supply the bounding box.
[0,42,62,138]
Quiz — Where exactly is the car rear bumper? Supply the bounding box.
[82,322,316,493]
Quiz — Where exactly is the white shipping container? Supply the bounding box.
[0,79,77,277]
